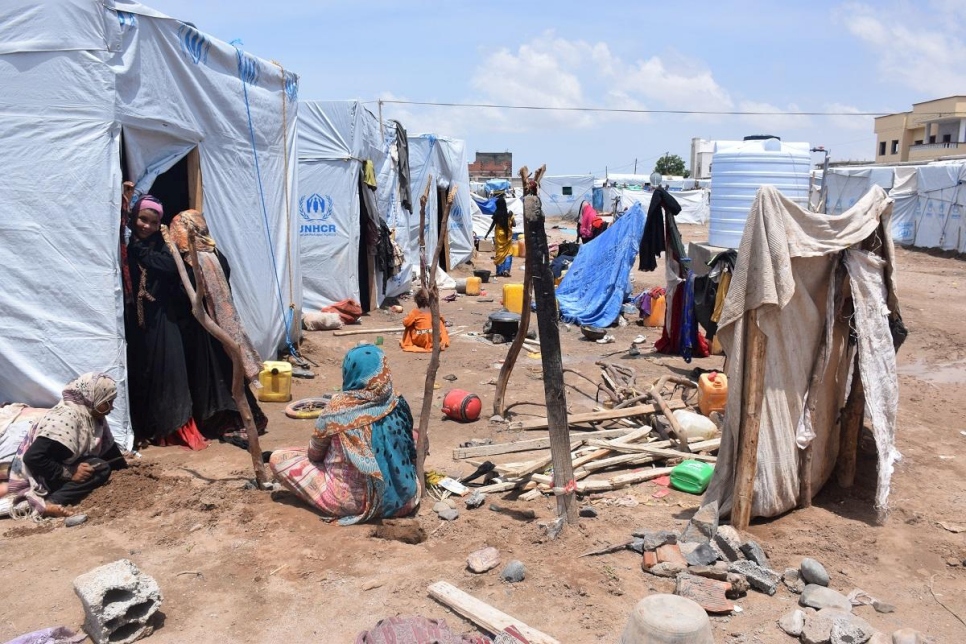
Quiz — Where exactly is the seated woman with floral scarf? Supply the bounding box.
[268,345,419,524]
[0,373,127,519]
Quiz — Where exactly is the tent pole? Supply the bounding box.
[522,164,578,525]
[378,99,384,142]
[732,311,766,530]
[836,362,865,488]
[414,175,435,495]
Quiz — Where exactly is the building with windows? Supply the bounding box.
[874,96,966,164]
[468,151,512,180]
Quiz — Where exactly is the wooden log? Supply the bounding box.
[521,164,577,524]
[416,181,455,496]
[836,363,865,489]
[166,228,268,486]
[428,581,560,644]
[414,175,434,493]
[452,428,635,459]
[332,326,404,337]
[514,400,685,431]
[585,440,717,462]
[731,312,767,531]
[647,376,694,452]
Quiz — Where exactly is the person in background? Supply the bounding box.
[484,192,515,277]
[269,345,418,524]
[399,287,450,353]
[0,373,127,519]
[578,200,607,244]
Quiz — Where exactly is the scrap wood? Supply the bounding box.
[332,326,404,337]
[428,581,560,644]
[647,375,697,453]
[452,427,634,459]
[530,467,674,494]
[585,440,718,463]
[579,540,635,558]
[514,400,685,431]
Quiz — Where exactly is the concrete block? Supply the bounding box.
[73,559,162,644]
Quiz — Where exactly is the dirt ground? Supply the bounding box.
[2,223,965,643]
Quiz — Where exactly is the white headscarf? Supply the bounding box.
[34,372,117,458]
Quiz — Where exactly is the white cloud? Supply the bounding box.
[738,100,813,132]
[824,102,873,131]
[837,1,966,94]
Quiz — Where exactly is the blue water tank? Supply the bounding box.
[709,138,811,248]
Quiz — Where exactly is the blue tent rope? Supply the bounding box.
[235,45,297,358]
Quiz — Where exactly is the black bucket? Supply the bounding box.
[473,269,491,283]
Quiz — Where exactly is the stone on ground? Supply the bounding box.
[630,529,677,551]
[728,560,780,595]
[783,568,806,594]
[467,547,501,573]
[713,525,744,562]
[778,609,806,637]
[891,628,928,644]
[801,611,834,644]
[739,539,770,569]
[801,557,831,586]
[684,542,719,567]
[681,501,719,543]
[647,561,687,578]
[800,584,853,612]
[73,559,162,644]
[500,560,526,583]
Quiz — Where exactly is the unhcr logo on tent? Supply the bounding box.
[299,194,336,236]
[284,72,299,102]
[236,51,260,86]
[178,24,210,65]
[117,11,138,29]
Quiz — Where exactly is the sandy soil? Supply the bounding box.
[1,223,964,643]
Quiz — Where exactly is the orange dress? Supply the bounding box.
[400,308,450,353]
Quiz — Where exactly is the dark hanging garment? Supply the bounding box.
[375,221,399,290]
[394,120,413,213]
[638,188,682,271]
[125,233,194,443]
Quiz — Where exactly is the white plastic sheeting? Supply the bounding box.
[0,0,299,447]
[539,175,594,219]
[610,188,710,224]
[297,101,409,311]
[824,162,966,252]
[407,135,475,269]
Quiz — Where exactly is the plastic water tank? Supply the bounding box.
[709,138,811,248]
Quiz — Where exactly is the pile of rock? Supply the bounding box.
[632,503,930,643]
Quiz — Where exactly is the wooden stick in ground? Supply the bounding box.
[522,164,577,524]
[415,182,456,496]
[731,311,767,530]
[166,228,269,486]
[836,362,865,488]
[492,195,535,419]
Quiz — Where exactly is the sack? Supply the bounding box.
[321,299,364,324]
[303,311,344,331]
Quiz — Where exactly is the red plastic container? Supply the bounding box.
[442,389,482,422]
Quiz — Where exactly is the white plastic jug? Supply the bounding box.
[673,409,719,441]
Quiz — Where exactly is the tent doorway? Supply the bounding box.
[436,185,450,271]
[148,148,203,222]
[357,183,376,314]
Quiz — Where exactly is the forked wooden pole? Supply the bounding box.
[165,227,270,486]
[836,363,865,489]
[731,311,767,530]
[521,164,578,524]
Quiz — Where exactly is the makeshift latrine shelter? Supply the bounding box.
[297,101,409,312]
[0,0,299,446]
[703,185,903,522]
[406,135,476,270]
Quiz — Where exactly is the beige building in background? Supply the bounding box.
[874,96,966,164]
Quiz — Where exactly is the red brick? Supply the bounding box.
[675,573,735,614]
[656,543,688,567]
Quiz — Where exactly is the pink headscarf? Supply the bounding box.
[137,195,164,217]
[579,201,596,239]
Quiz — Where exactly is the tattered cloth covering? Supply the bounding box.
[703,185,901,519]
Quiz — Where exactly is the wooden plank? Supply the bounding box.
[428,581,560,644]
[585,440,718,463]
[514,400,685,431]
[186,147,203,211]
[732,313,767,531]
[452,428,634,459]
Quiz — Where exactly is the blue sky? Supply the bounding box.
[145,0,966,175]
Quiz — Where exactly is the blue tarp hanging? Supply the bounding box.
[556,202,646,327]
[485,178,511,195]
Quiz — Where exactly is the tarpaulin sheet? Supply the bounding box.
[0,0,300,447]
[556,202,645,327]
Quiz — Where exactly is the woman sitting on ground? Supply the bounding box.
[0,373,127,519]
[400,288,450,353]
[578,200,607,244]
[269,345,419,524]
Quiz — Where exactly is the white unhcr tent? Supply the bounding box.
[407,135,476,270]
[610,188,710,224]
[297,101,409,311]
[539,174,594,219]
[0,0,299,447]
